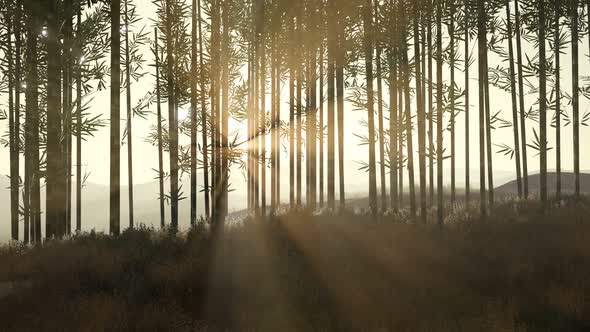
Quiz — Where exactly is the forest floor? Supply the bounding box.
[1,198,590,331]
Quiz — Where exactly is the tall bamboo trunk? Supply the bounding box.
[190,0,198,225]
[271,2,277,212]
[449,1,456,207]
[428,4,434,206]
[124,0,134,229]
[327,0,336,210]
[296,11,303,208]
[154,28,165,228]
[220,2,230,224]
[64,0,73,236]
[388,48,398,211]
[109,0,121,236]
[259,0,267,214]
[306,47,311,208]
[7,17,18,240]
[436,0,444,226]
[248,25,253,211]
[515,0,529,197]
[310,17,318,210]
[477,0,487,216]
[336,6,345,211]
[555,0,561,200]
[253,0,260,214]
[413,1,427,223]
[166,0,179,230]
[197,0,210,219]
[506,0,523,198]
[375,0,387,211]
[15,2,23,240]
[289,16,296,209]
[76,4,83,233]
[48,0,64,238]
[364,0,378,215]
[572,0,580,197]
[319,39,325,208]
[402,34,417,220]
[420,10,427,208]
[275,22,281,210]
[539,0,548,204]
[464,0,470,206]
[211,0,222,223]
[483,29,494,209]
[398,62,404,208]
[25,5,40,242]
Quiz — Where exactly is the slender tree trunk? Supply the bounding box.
[506,0,523,199]
[483,31,494,208]
[259,1,267,215]
[303,49,311,208]
[398,64,404,208]
[275,23,281,210]
[197,0,210,219]
[15,1,22,241]
[272,1,278,212]
[110,0,121,236]
[414,1,427,223]
[166,0,179,230]
[248,24,253,211]
[402,35,417,220]
[220,2,230,224]
[253,0,260,213]
[336,6,345,211]
[190,0,198,225]
[6,17,18,241]
[289,16,296,209]
[327,0,336,210]
[363,0,378,215]
[436,0,444,226]
[464,0,470,206]
[25,3,41,242]
[388,49,398,211]
[375,0,387,211]
[428,4,434,206]
[310,15,318,210]
[555,0,561,200]
[319,38,325,208]
[211,0,221,223]
[154,28,165,228]
[22,7,30,242]
[515,0,529,197]
[449,0,456,207]
[124,0,134,229]
[64,0,73,236]
[76,4,83,233]
[48,0,64,238]
[539,0,548,204]
[572,0,580,197]
[477,0,487,216]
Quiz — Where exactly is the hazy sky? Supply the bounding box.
[2,0,590,205]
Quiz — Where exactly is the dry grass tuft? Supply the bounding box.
[1,198,590,331]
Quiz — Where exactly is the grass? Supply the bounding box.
[1,198,590,331]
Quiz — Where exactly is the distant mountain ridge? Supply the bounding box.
[495,172,590,195]
[2,171,588,241]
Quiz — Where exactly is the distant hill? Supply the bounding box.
[495,172,590,195]
[0,177,217,242]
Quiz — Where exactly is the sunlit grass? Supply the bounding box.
[1,198,590,331]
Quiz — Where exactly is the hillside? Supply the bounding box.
[495,172,590,196]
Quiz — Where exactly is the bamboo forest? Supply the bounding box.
[2,0,590,331]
